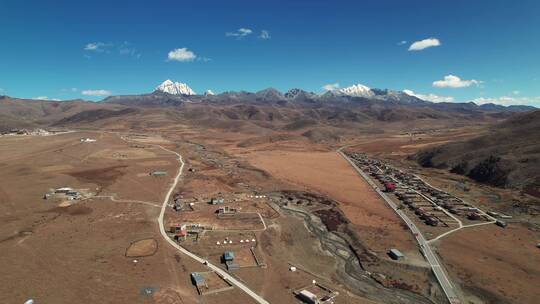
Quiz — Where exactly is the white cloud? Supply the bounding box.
[471,96,540,106]
[167,48,197,62]
[432,75,481,88]
[403,89,454,103]
[84,42,110,52]
[226,28,253,38]
[408,38,441,51]
[512,90,520,95]
[81,89,112,96]
[322,83,340,91]
[118,41,141,58]
[33,96,61,101]
[397,40,407,46]
[259,30,271,40]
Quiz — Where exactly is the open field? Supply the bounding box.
[437,224,540,304]
[161,130,424,303]
[245,150,420,255]
[343,129,540,304]
[126,238,159,257]
[2,121,538,304]
[0,132,204,304]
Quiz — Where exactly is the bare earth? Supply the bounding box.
[246,150,419,254]
[437,224,540,304]
[1,123,538,304]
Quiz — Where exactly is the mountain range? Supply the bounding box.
[146,80,534,111]
[0,80,536,136]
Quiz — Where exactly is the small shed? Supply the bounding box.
[226,261,240,270]
[388,248,404,260]
[425,217,439,226]
[217,206,237,214]
[55,187,73,194]
[150,171,167,177]
[223,251,235,261]
[468,213,481,220]
[191,272,205,286]
[297,290,318,304]
[495,220,507,228]
[210,197,225,205]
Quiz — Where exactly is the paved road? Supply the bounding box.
[120,135,271,304]
[337,148,461,304]
[369,159,496,244]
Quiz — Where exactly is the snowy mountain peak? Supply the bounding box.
[155,80,196,95]
[338,83,374,97]
[204,90,215,96]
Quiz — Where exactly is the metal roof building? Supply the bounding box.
[226,261,240,270]
[150,171,167,176]
[223,251,235,261]
[388,248,404,260]
[190,272,205,286]
[297,290,319,304]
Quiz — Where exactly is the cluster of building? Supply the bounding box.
[347,153,506,228]
[169,223,206,242]
[172,195,196,212]
[1,128,51,136]
[44,187,82,201]
[216,205,237,215]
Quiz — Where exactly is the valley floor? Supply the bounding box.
[1,125,538,304]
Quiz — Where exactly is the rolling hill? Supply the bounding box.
[413,110,540,194]
[0,89,536,146]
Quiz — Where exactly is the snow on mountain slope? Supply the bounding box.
[338,83,374,97]
[155,80,196,95]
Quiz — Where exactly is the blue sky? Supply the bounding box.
[0,0,539,106]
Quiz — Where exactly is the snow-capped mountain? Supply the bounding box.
[204,90,215,96]
[155,80,196,95]
[337,84,374,98]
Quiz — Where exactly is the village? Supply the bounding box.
[7,127,537,304]
[163,190,342,303]
[0,128,71,137]
[344,152,511,242]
